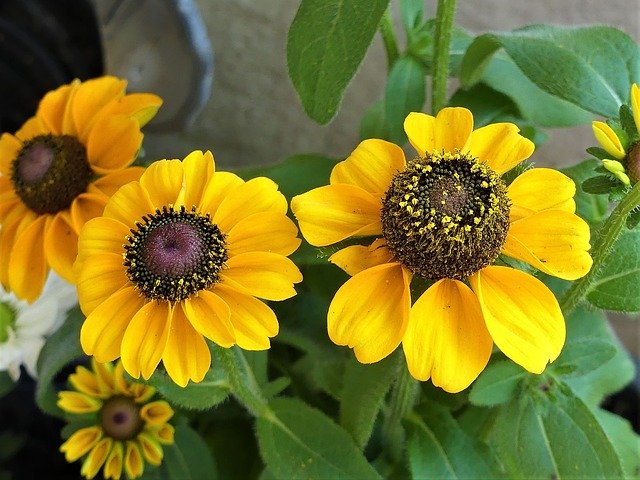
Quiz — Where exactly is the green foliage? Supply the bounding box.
[287,0,390,124]
[384,56,426,142]
[256,398,382,479]
[551,338,617,378]
[561,158,609,226]
[0,373,14,398]
[595,409,640,477]
[468,360,526,407]
[461,25,640,117]
[582,175,622,195]
[35,307,84,418]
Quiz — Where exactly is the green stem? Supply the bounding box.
[431,0,457,113]
[218,346,272,419]
[560,181,640,315]
[381,367,419,462]
[379,8,399,71]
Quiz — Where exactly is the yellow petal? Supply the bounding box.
[103,441,124,480]
[466,123,534,175]
[92,167,145,197]
[469,266,565,374]
[404,108,473,157]
[199,171,244,217]
[137,432,163,466]
[60,426,103,462]
[140,400,174,426]
[213,284,278,350]
[182,291,235,347]
[291,184,382,247]
[124,441,144,478]
[81,438,113,480]
[631,83,640,134]
[70,192,108,233]
[15,116,47,142]
[76,216,129,266]
[179,150,214,210]
[220,252,302,301]
[213,177,288,233]
[113,361,132,396]
[151,424,175,445]
[330,139,406,196]
[87,115,142,174]
[328,263,411,363]
[102,181,155,227]
[162,305,211,387]
[226,211,301,257]
[72,76,127,141]
[507,168,576,221]
[44,213,78,283]
[37,80,80,135]
[8,215,48,303]
[0,133,21,175]
[80,287,145,361]
[77,253,128,314]
[105,92,163,127]
[130,384,157,404]
[69,366,101,398]
[121,301,171,380]
[402,279,493,393]
[404,111,435,156]
[329,238,394,276]
[139,159,184,208]
[503,210,592,280]
[91,359,117,397]
[592,121,626,160]
[0,211,34,287]
[57,391,102,414]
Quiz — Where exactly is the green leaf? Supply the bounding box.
[563,307,635,405]
[468,360,525,407]
[461,25,640,117]
[0,372,15,398]
[594,409,640,477]
[489,382,625,478]
[619,104,639,140]
[582,175,620,195]
[561,159,609,226]
[256,398,381,479]
[339,353,400,448]
[287,0,390,124]
[551,338,617,378]
[627,208,640,229]
[448,84,518,127]
[587,227,640,312]
[384,55,426,142]
[399,0,423,34]
[147,366,230,411]
[405,404,504,479]
[360,99,392,141]
[35,307,84,417]
[586,147,611,161]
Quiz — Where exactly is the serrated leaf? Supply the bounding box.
[384,55,426,142]
[489,383,625,478]
[461,25,640,117]
[587,227,640,312]
[595,409,640,477]
[405,404,504,479]
[582,175,620,194]
[468,360,525,407]
[551,337,617,378]
[287,0,390,124]
[619,104,638,140]
[147,366,230,411]
[35,307,84,417]
[339,353,400,448]
[586,146,611,161]
[627,209,640,229]
[256,398,381,479]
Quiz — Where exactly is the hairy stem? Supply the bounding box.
[381,366,419,461]
[431,0,457,113]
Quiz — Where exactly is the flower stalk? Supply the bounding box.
[431,0,457,114]
[381,366,419,461]
[560,181,640,315]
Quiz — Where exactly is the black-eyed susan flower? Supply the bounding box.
[291,107,593,393]
[75,150,302,387]
[58,359,174,480]
[0,76,162,302]
[592,83,640,185]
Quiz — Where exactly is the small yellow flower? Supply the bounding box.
[291,107,593,393]
[0,76,162,302]
[75,150,302,387]
[58,359,174,480]
[592,83,640,185]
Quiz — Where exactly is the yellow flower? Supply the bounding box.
[592,83,640,185]
[75,150,302,387]
[58,359,174,480]
[0,76,162,302]
[291,107,593,393]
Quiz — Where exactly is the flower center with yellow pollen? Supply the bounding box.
[100,395,143,441]
[124,205,227,302]
[11,134,92,214]
[381,151,510,280]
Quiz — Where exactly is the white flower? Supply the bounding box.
[0,273,77,381]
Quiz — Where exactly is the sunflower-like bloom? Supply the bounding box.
[58,359,174,480]
[592,83,640,185]
[291,107,593,393]
[75,150,302,387]
[0,76,162,302]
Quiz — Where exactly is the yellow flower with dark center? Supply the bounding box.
[592,83,640,185]
[58,359,174,480]
[291,107,593,393]
[0,76,162,302]
[75,150,302,387]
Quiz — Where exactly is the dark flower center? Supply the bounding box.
[100,395,143,441]
[381,152,511,280]
[11,134,92,214]
[124,205,228,302]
